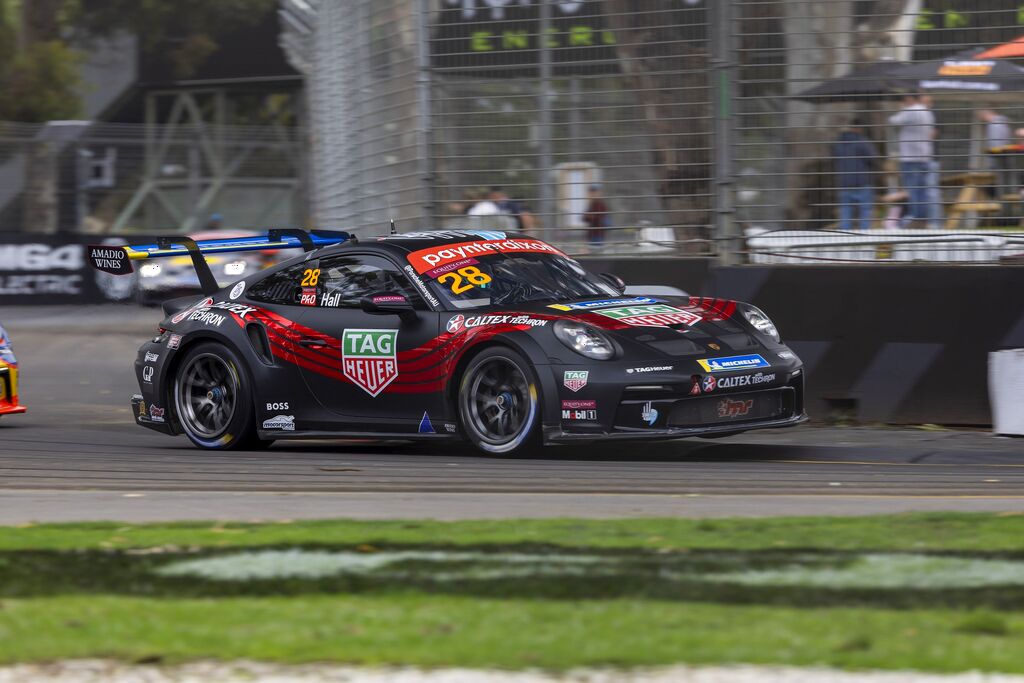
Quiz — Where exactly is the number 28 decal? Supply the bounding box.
[300,268,320,287]
[437,266,491,294]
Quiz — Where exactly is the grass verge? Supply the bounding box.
[0,513,1023,672]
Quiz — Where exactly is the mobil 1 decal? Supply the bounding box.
[341,329,398,397]
[596,304,701,328]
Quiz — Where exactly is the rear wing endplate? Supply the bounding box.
[87,229,352,295]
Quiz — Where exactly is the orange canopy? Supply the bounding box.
[976,36,1024,59]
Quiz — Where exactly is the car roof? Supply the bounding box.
[313,229,537,257]
[258,229,542,278]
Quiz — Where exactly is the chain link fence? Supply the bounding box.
[4,0,1024,264]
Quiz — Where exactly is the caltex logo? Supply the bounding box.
[341,329,398,397]
[447,315,465,334]
[563,370,588,392]
[702,375,717,392]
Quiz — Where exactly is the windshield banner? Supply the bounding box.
[407,239,565,275]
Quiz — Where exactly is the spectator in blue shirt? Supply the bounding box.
[832,118,878,230]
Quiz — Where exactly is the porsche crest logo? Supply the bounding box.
[341,329,398,397]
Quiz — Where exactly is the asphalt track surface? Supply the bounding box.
[0,305,1022,523]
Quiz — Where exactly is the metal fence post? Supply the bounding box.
[709,0,739,265]
[537,0,554,241]
[415,0,436,228]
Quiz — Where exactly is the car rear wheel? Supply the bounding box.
[173,342,271,450]
[457,347,540,455]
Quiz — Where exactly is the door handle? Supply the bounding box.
[299,337,328,349]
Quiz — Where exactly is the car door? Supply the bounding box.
[292,252,443,432]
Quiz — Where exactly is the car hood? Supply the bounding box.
[483,295,766,358]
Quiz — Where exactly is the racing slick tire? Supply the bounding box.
[172,341,272,451]
[457,346,541,456]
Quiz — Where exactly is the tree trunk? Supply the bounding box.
[22,138,58,234]
[603,0,710,252]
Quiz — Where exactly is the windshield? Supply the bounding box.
[409,248,619,310]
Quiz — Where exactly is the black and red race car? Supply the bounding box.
[88,229,806,454]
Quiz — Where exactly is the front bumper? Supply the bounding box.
[545,357,806,443]
[546,412,807,443]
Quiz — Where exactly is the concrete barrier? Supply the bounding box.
[582,257,1024,426]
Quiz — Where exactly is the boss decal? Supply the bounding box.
[341,329,398,397]
[597,304,701,328]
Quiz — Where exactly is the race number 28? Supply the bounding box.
[300,268,320,287]
[437,266,491,294]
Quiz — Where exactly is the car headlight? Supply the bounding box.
[741,304,780,342]
[553,320,615,360]
[139,263,161,278]
[224,261,246,275]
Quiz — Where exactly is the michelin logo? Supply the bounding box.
[697,354,770,373]
[262,415,295,431]
[548,297,659,311]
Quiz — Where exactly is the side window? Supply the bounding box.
[318,254,424,309]
[246,262,312,306]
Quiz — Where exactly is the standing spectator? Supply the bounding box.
[488,187,536,235]
[467,188,515,231]
[918,95,944,228]
[582,185,609,249]
[979,109,1013,198]
[831,118,878,230]
[889,94,935,227]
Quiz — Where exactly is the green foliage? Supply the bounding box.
[68,0,278,79]
[0,0,278,121]
[0,40,81,121]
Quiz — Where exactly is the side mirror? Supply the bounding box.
[600,272,626,293]
[361,293,416,322]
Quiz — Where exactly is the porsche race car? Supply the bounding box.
[0,322,26,418]
[88,229,806,454]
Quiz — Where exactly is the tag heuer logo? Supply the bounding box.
[597,304,701,328]
[563,370,589,392]
[341,329,398,397]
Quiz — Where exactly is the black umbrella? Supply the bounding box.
[887,50,1024,97]
[794,60,908,101]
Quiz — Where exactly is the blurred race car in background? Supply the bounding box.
[0,322,26,418]
[135,230,279,305]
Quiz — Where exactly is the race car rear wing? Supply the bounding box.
[86,229,352,295]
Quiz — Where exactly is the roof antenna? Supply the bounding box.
[389,218,397,235]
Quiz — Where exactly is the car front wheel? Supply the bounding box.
[457,346,540,455]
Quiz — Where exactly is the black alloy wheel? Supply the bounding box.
[173,342,269,450]
[458,346,540,455]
